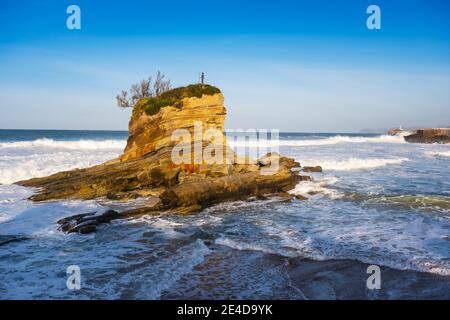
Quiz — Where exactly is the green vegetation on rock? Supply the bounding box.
[133,84,221,117]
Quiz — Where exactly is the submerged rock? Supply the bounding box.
[294,194,308,201]
[0,235,30,246]
[78,225,97,234]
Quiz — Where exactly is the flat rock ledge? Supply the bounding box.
[19,153,310,234]
[404,128,450,144]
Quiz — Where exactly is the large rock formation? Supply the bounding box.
[404,128,450,144]
[121,86,227,162]
[17,84,308,231]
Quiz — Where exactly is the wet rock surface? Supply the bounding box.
[405,128,450,144]
[57,210,121,234]
[302,166,322,173]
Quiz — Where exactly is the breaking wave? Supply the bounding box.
[289,176,343,199]
[215,220,450,276]
[228,134,405,148]
[0,150,122,184]
[349,193,450,213]
[0,135,405,151]
[303,157,408,171]
[0,138,126,150]
[425,150,450,157]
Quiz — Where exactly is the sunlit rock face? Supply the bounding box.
[122,92,227,162]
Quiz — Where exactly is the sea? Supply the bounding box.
[0,129,449,299]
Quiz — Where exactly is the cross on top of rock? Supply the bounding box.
[200,72,205,84]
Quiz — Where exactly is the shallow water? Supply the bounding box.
[0,130,449,299]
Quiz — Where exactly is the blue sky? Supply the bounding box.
[0,0,449,132]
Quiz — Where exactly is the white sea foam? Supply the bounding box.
[117,239,211,299]
[261,222,450,276]
[289,176,343,199]
[425,150,450,157]
[215,237,277,255]
[0,138,126,150]
[303,157,408,171]
[0,151,122,184]
[215,219,450,276]
[228,134,405,148]
[0,139,125,183]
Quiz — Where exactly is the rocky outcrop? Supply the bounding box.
[302,166,322,173]
[404,128,450,144]
[17,84,309,233]
[122,89,226,162]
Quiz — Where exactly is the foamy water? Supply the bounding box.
[228,134,405,148]
[299,157,409,171]
[0,138,126,150]
[0,138,125,184]
[425,150,450,157]
[0,130,449,298]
